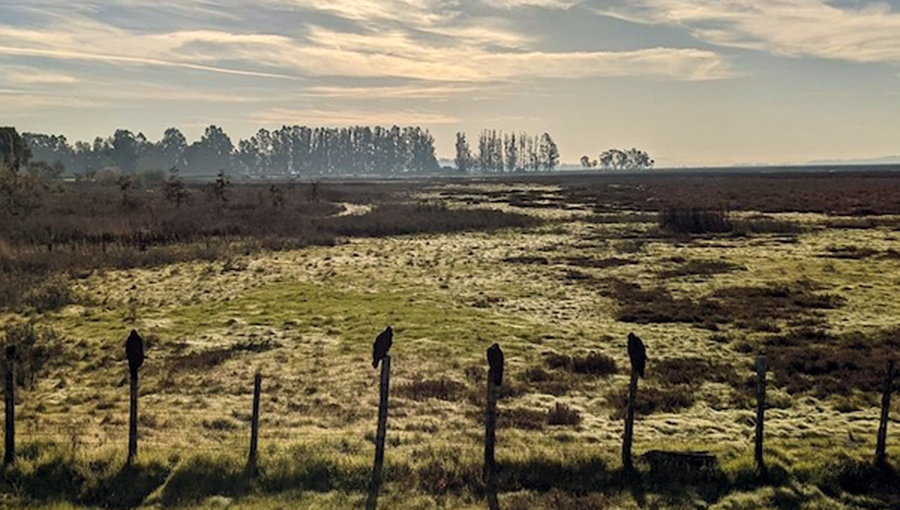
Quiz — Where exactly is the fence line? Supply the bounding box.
[1,328,897,510]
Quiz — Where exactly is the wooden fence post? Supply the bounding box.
[4,345,15,466]
[876,360,895,468]
[247,371,262,473]
[484,373,499,485]
[365,355,391,510]
[128,370,138,464]
[755,355,768,478]
[622,368,639,472]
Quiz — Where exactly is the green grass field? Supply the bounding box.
[2,177,899,509]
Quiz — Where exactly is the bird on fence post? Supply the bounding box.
[126,329,144,379]
[627,332,646,379]
[372,326,393,369]
[487,343,504,387]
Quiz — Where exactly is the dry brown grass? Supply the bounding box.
[396,378,468,402]
[762,327,900,397]
[599,277,843,331]
[606,385,696,419]
[657,259,742,278]
[544,351,618,377]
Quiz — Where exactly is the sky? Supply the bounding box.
[1,0,899,167]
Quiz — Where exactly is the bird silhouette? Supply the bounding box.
[125,329,144,378]
[627,332,646,378]
[487,343,504,386]
[372,326,393,369]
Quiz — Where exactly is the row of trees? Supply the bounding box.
[455,131,559,173]
[581,149,654,170]
[24,125,441,177]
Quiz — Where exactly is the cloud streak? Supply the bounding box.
[0,1,730,87]
[599,0,900,64]
[250,107,460,125]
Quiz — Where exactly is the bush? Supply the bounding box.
[396,378,467,402]
[2,323,63,388]
[547,403,582,426]
[652,357,740,387]
[659,206,732,234]
[607,385,696,419]
[544,351,618,377]
[499,407,547,430]
[23,274,75,312]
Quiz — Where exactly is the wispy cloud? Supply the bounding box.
[0,88,104,108]
[300,83,494,99]
[483,0,581,9]
[598,0,900,64]
[266,25,731,81]
[5,69,79,84]
[250,107,460,125]
[0,1,730,87]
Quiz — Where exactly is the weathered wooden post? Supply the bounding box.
[755,355,768,478]
[125,330,145,464]
[623,333,646,473]
[247,371,262,473]
[876,360,895,468]
[365,354,391,510]
[4,345,15,466]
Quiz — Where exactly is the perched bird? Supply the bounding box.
[125,329,144,378]
[372,326,393,369]
[627,332,646,378]
[487,343,504,386]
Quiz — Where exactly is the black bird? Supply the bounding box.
[487,343,504,386]
[627,332,646,378]
[372,326,393,369]
[125,329,144,378]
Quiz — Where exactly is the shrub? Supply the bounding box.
[23,274,76,312]
[396,378,467,402]
[763,326,900,396]
[547,403,582,426]
[659,206,732,234]
[601,277,843,330]
[499,407,547,430]
[652,357,740,387]
[2,323,63,388]
[168,347,234,372]
[607,385,696,419]
[543,351,617,377]
[519,366,575,396]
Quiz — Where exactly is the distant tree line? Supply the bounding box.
[24,125,441,177]
[581,148,654,170]
[455,130,559,173]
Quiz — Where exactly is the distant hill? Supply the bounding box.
[808,155,900,165]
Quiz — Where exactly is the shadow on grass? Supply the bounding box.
[0,449,169,509]
[3,442,898,510]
